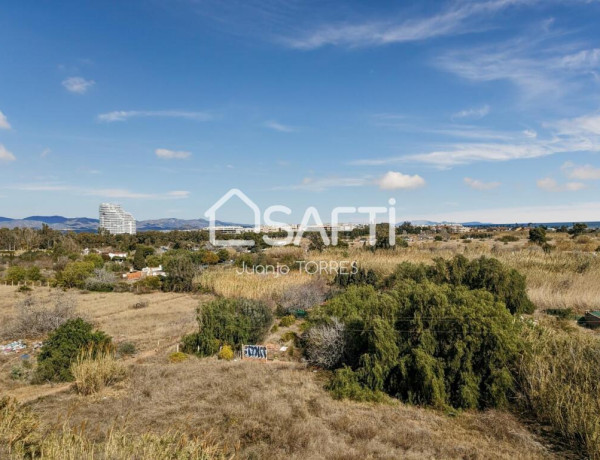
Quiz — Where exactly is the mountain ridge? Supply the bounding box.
[0,216,245,232]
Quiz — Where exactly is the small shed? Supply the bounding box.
[584,311,600,329]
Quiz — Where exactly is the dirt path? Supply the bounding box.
[4,340,180,404]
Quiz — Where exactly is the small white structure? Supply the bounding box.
[142,265,166,277]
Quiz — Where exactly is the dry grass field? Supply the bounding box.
[2,235,599,458]
[201,234,600,314]
[25,356,564,460]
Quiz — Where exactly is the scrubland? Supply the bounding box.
[2,232,600,459]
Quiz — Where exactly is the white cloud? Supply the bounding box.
[464,177,500,190]
[536,177,585,192]
[155,148,192,160]
[561,162,600,180]
[523,129,537,138]
[166,190,191,199]
[62,76,95,94]
[98,110,213,122]
[352,111,600,167]
[376,171,425,190]
[40,148,51,158]
[283,0,533,49]
[5,183,189,200]
[0,110,11,130]
[409,201,600,224]
[280,176,369,192]
[552,114,600,136]
[0,144,16,162]
[9,183,70,191]
[437,32,600,100]
[452,105,490,120]
[263,120,296,133]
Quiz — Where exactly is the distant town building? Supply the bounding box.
[99,203,136,235]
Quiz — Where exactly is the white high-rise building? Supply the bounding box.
[99,203,136,234]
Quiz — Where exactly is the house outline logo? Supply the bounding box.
[204,188,260,247]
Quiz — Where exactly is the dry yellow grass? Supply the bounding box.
[0,286,206,403]
[71,345,127,395]
[1,240,598,459]
[199,266,311,301]
[193,239,600,312]
[27,356,562,460]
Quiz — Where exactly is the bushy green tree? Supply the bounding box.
[5,266,27,283]
[33,318,111,383]
[385,255,534,314]
[83,253,104,269]
[26,266,42,281]
[569,222,588,237]
[307,256,530,410]
[182,298,273,356]
[162,252,196,292]
[529,227,547,245]
[309,281,521,410]
[56,261,95,288]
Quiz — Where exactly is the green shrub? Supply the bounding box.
[307,258,526,410]
[333,264,378,288]
[544,308,573,319]
[134,275,162,292]
[218,345,234,361]
[497,235,519,243]
[5,266,27,284]
[116,342,136,356]
[327,366,387,403]
[182,298,273,356]
[33,318,111,383]
[279,315,295,327]
[280,331,298,344]
[56,261,95,289]
[26,266,42,281]
[17,285,32,293]
[385,255,534,314]
[130,300,149,310]
[169,352,187,363]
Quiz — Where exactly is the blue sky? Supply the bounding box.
[1,0,600,224]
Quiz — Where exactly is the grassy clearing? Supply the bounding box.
[28,357,557,459]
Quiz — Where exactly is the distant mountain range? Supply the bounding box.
[0,216,245,232]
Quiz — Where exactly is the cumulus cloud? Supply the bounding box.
[537,177,585,192]
[62,76,95,94]
[561,162,600,180]
[464,177,500,190]
[155,148,192,160]
[377,171,425,190]
[452,105,490,120]
[0,144,16,162]
[0,110,11,130]
[98,110,213,122]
